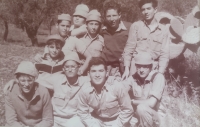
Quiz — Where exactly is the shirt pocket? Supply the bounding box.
[132,85,143,99]
[102,101,119,116]
[52,94,65,107]
[151,34,163,52]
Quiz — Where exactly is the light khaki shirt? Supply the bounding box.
[77,77,133,127]
[123,20,169,73]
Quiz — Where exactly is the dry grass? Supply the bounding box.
[0,45,43,125]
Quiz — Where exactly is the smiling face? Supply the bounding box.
[56,20,71,38]
[63,60,79,78]
[73,15,86,28]
[89,64,108,86]
[141,3,157,21]
[105,9,121,30]
[87,21,100,37]
[47,41,62,59]
[17,74,35,94]
[136,64,152,79]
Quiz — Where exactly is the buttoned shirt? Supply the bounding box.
[5,82,53,127]
[50,74,90,119]
[101,21,132,65]
[80,33,104,57]
[123,20,169,73]
[62,34,104,57]
[77,77,133,127]
[123,71,165,109]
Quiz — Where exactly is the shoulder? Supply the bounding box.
[80,81,94,94]
[154,72,165,80]
[36,83,50,96]
[79,76,91,86]
[98,35,104,42]
[122,21,132,28]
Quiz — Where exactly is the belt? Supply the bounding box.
[91,111,118,122]
[107,61,120,68]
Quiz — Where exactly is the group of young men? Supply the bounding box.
[4,0,200,127]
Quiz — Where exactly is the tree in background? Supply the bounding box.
[0,0,64,46]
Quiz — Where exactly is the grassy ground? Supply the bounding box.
[0,0,199,126]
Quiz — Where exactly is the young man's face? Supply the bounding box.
[56,20,71,38]
[47,42,62,59]
[73,15,86,28]
[89,64,108,86]
[105,9,121,30]
[87,21,100,36]
[17,74,35,94]
[63,60,79,78]
[136,64,152,79]
[141,3,157,21]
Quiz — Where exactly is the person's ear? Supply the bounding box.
[106,69,109,77]
[56,23,59,29]
[154,7,158,14]
[119,12,121,19]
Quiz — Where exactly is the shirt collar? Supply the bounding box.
[18,83,40,101]
[102,21,127,31]
[142,19,162,32]
[61,76,79,86]
[89,77,113,94]
[132,70,157,85]
[83,32,100,40]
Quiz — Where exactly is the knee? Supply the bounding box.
[136,104,148,116]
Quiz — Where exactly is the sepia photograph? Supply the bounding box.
[0,0,199,126]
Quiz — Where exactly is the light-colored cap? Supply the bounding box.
[169,17,184,38]
[73,10,88,18]
[15,61,38,77]
[155,12,174,24]
[192,5,200,18]
[134,52,153,65]
[88,9,101,16]
[182,26,200,44]
[46,34,64,46]
[63,52,80,64]
[86,14,101,23]
[75,4,89,13]
[58,14,71,21]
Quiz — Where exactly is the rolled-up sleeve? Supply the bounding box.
[35,89,53,127]
[115,81,134,126]
[62,37,86,56]
[123,23,138,67]
[149,73,166,100]
[158,33,169,73]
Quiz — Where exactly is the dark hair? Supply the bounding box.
[103,1,121,15]
[138,0,158,9]
[46,39,64,47]
[88,57,107,70]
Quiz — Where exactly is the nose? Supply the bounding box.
[110,16,115,21]
[140,67,145,72]
[95,72,100,77]
[24,81,29,87]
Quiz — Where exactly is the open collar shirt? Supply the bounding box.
[5,82,53,127]
[123,71,165,110]
[77,77,133,127]
[50,74,90,119]
[123,20,169,73]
